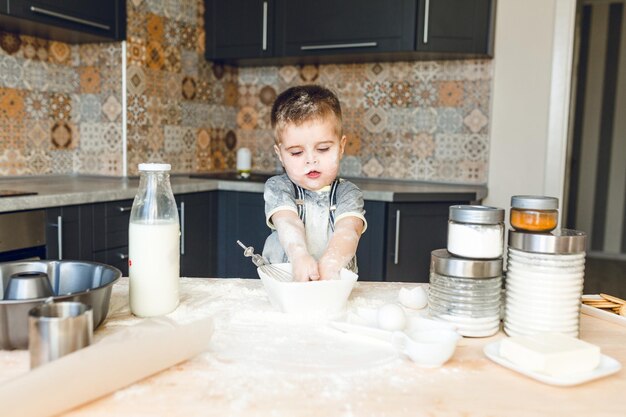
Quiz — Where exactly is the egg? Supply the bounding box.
[398,286,428,310]
[377,303,407,331]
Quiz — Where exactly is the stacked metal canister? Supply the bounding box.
[503,196,587,337]
[428,205,505,337]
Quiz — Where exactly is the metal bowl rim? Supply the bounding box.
[0,259,121,305]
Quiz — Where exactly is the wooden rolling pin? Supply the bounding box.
[0,316,213,417]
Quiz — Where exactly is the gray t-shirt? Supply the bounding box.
[262,174,367,272]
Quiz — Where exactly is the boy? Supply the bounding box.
[262,85,367,282]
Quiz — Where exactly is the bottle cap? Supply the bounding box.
[138,163,171,171]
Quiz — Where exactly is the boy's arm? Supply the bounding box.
[318,216,364,280]
[271,210,319,282]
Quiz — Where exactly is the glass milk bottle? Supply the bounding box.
[129,163,180,317]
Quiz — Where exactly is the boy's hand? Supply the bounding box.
[318,255,341,280]
[271,211,318,281]
[292,254,320,282]
[318,216,364,280]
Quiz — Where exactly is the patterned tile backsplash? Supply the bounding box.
[0,0,492,184]
[0,33,125,176]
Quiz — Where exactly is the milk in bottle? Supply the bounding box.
[129,163,180,317]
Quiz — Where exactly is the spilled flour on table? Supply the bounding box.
[94,279,477,416]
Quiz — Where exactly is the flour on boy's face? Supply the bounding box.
[275,117,346,192]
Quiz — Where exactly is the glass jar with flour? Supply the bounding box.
[129,163,180,317]
[447,205,505,259]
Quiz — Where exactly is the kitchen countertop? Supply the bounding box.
[0,174,487,213]
[0,278,622,416]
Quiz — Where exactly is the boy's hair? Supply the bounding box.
[271,85,343,144]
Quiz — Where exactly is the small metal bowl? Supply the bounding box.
[0,260,121,350]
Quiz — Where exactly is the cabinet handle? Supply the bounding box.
[29,6,111,30]
[301,42,378,51]
[57,215,63,260]
[394,210,401,265]
[118,253,129,260]
[262,1,268,51]
[117,206,132,213]
[179,202,185,256]
[423,0,430,44]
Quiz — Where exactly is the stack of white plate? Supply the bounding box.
[504,231,587,338]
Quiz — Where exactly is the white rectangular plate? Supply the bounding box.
[581,295,626,327]
[484,340,621,387]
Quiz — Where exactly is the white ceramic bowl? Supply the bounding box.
[507,249,586,263]
[257,263,358,315]
[392,329,461,367]
[504,301,580,319]
[505,277,583,291]
[504,308,579,327]
[503,324,578,339]
[504,282,583,299]
[428,312,500,337]
[503,320,578,337]
[505,302,580,318]
[504,290,583,305]
[505,270,585,285]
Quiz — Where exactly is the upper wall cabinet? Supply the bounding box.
[204,0,494,65]
[416,0,494,55]
[275,0,416,59]
[0,0,126,43]
[205,0,274,60]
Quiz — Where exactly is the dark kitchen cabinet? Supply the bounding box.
[355,200,386,281]
[91,192,218,277]
[384,202,461,282]
[46,204,93,261]
[42,189,472,281]
[217,190,269,278]
[356,201,467,283]
[45,192,217,277]
[178,192,218,278]
[212,191,468,282]
[92,199,133,276]
[1,0,126,43]
[205,0,274,60]
[274,0,416,58]
[205,0,494,64]
[416,0,494,55]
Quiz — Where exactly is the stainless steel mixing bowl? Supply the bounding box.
[0,260,121,349]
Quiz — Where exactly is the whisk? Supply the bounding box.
[236,240,293,282]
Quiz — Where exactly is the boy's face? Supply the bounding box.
[274,117,346,191]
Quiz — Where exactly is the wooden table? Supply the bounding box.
[1,278,624,417]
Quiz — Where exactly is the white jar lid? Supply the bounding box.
[138,163,171,171]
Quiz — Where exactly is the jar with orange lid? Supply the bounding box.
[510,196,558,232]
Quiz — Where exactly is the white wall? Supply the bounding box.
[485,0,577,220]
